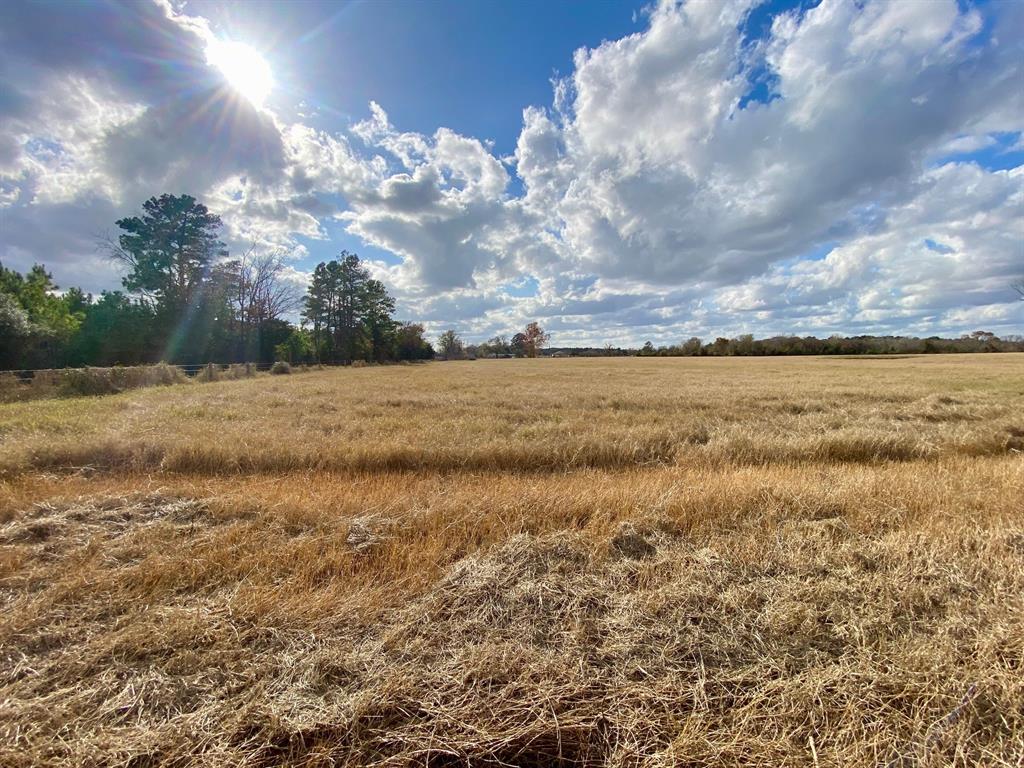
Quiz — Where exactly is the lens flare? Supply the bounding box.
[206,40,272,108]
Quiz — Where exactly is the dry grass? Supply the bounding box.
[0,355,1022,766]
[0,363,193,402]
[0,362,277,403]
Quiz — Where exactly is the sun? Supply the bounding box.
[206,40,273,108]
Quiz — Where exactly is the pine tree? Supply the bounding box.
[301,252,399,364]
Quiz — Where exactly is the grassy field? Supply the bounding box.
[1,355,1022,766]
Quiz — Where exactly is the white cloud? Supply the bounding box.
[0,77,145,206]
[0,0,1021,342]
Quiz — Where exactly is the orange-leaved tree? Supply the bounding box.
[522,321,550,358]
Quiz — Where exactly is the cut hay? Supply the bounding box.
[1,356,1022,766]
[1,493,1021,766]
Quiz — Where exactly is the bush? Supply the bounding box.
[58,368,113,397]
[145,363,188,387]
[270,361,292,375]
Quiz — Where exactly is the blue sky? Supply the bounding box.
[0,0,1021,344]
[193,0,657,268]
[189,0,648,153]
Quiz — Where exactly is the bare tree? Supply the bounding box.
[227,246,303,357]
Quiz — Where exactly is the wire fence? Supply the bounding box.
[1,362,279,379]
[0,361,312,403]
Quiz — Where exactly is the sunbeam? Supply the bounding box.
[205,39,273,108]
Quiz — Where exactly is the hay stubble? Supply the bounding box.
[1,355,1022,766]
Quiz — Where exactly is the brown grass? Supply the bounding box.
[0,355,1022,766]
[0,363,193,402]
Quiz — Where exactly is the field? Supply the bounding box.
[1,355,1022,766]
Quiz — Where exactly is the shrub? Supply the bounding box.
[0,363,191,401]
[352,360,368,368]
[270,361,292,375]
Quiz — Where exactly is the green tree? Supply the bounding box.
[0,292,33,369]
[110,194,227,311]
[303,261,331,362]
[107,194,228,361]
[481,335,509,357]
[510,332,528,358]
[681,337,702,355]
[332,254,370,363]
[0,262,84,367]
[395,323,434,360]
[362,279,397,362]
[301,252,400,364]
[710,337,732,356]
[66,292,156,366]
[437,329,464,360]
[275,327,315,364]
[734,334,755,355]
[256,318,295,364]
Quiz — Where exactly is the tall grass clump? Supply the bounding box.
[57,363,189,397]
[193,363,220,383]
[0,371,32,402]
[225,363,256,380]
[197,363,258,382]
[270,361,292,375]
[0,362,262,402]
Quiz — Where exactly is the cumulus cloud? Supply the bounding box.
[534,0,1021,287]
[0,0,286,268]
[716,163,1024,332]
[0,0,1021,341]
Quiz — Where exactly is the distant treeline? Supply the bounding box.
[545,332,1024,357]
[0,194,434,371]
[2,194,1020,370]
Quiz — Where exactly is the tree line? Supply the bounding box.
[425,328,1023,360]
[625,332,1024,356]
[435,322,551,360]
[0,194,433,370]
[2,193,1020,370]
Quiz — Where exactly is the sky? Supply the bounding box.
[0,0,1021,346]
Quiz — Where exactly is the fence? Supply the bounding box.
[0,362,281,402]
[2,362,275,378]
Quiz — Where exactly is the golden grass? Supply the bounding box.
[0,363,192,402]
[0,355,1022,766]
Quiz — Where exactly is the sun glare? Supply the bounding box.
[206,40,273,108]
